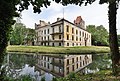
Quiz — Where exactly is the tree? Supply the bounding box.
[24,28,35,45]
[10,22,26,45]
[117,35,120,47]
[96,25,109,45]
[87,25,109,46]
[53,0,120,76]
[107,0,120,75]
[0,0,120,78]
[10,21,35,45]
[0,0,50,80]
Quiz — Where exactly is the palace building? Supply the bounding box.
[35,16,91,46]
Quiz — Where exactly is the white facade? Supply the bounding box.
[35,18,91,47]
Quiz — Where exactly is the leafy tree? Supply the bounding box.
[0,0,50,80]
[24,28,36,45]
[86,25,96,45]
[117,35,120,47]
[0,0,120,79]
[87,25,109,46]
[10,23,35,45]
[10,22,26,45]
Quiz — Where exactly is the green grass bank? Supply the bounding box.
[7,45,110,54]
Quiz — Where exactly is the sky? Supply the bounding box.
[21,1,120,34]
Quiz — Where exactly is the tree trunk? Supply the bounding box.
[0,1,15,79]
[108,1,120,75]
[0,26,8,80]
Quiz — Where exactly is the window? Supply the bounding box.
[67,43,69,46]
[41,30,43,34]
[82,32,84,37]
[53,28,54,33]
[52,36,54,40]
[76,57,78,62]
[80,31,81,36]
[52,43,54,46]
[89,35,90,38]
[59,26,61,32]
[80,37,81,41]
[85,33,86,38]
[44,30,46,34]
[67,59,69,65]
[72,28,74,33]
[72,58,74,63]
[47,63,49,69]
[83,60,85,66]
[59,43,61,46]
[80,43,81,46]
[48,29,49,34]
[66,25,69,32]
[80,56,81,60]
[72,65,74,71]
[59,35,61,39]
[76,30,78,35]
[44,43,46,46]
[44,62,46,67]
[67,35,69,40]
[67,67,69,74]
[59,59,61,64]
[44,56,46,60]
[76,63,78,69]
[76,36,78,41]
[87,34,88,38]
[72,43,74,46]
[76,43,78,46]
[80,62,82,67]
[44,36,46,40]
[72,35,74,41]
[48,57,49,61]
[41,42,43,45]
[48,36,49,40]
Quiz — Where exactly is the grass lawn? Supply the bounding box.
[7,45,110,54]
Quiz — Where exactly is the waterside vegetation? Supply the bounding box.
[56,70,120,81]
[4,70,120,81]
[7,45,110,54]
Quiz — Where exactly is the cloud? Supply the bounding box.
[21,1,120,34]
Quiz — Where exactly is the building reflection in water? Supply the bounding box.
[35,54,92,77]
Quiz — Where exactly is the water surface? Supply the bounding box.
[3,53,111,81]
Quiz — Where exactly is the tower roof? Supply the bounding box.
[74,16,83,24]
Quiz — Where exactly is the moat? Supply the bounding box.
[3,53,111,81]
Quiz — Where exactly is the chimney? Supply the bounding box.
[35,23,37,29]
[57,18,61,21]
[39,20,41,25]
[48,22,50,24]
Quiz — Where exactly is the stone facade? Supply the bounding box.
[35,16,91,46]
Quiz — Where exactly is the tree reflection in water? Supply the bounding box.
[2,53,111,81]
[85,53,111,74]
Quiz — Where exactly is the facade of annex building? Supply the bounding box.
[35,16,91,46]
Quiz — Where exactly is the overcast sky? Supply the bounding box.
[21,1,120,34]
